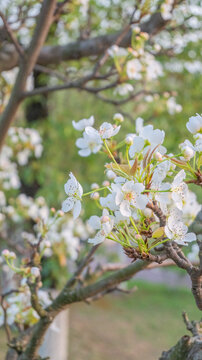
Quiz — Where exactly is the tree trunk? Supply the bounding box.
[38,309,69,360]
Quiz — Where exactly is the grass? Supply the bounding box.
[1,280,200,359]
[69,280,201,360]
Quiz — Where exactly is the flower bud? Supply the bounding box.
[106,170,116,180]
[9,252,16,260]
[90,192,99,200]
[101,215,110,223]
[154,152,163,161]
[57,210,64,217]
[51,207,56,214]
[113,113,124,123]
[91,183,99,190]
[125,135,134,145]
[140,32,149,41]
[31,267,40,278]
[132,25,140,34]
[2,249,10,258]
[154,44,161,52]
[44,240,51,248]
[102,180,110,187]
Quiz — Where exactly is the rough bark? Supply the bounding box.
[159,335,202,360]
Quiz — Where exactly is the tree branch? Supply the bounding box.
[7,259,148,360]
[0,12,169,72]
[0,0,57,151]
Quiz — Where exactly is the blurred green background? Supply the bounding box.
[1,281,201,359]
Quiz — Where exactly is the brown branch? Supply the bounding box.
[0,12,169,72]
[21,77,119,98]
[0,0,57,151]
[0,11,24,58]
[65,244,100,288]
[0,295,12,342]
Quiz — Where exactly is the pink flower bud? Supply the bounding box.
[155,152,163,161]
[101,215,110,223]
[58,210,64,217]
[90,192,100,200]
[2,249,10,257]
[102,180,110,187]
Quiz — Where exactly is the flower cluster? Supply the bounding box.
[63,113,201,254]
[0,127,43,191]
[0,281,51,328]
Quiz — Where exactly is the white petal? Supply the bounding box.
[184,232,196,243]
[73,200,82,219]
[133,183,145,194]
[78,148,91,157]
[120,200,131,217]
[88,230,105,245]
[76,138,88,149]
[165,225,173,239]
[62,198,74,213]
[88,216,101,230]
[129,137,144,158]
[135,194,148,210]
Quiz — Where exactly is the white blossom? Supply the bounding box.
[88,209,114,245]
[186,114,202,134]
[126,59,142,80]
[76,129,102,156]
[85,122,120,141]
[179,139,195,160]
[112,181,148,217]
[171,170,188,210]
[62,173,83,219]
[114,83,134,96]
[72,115,94,131]
[194,133,202,152]
[113,113,124,123]
[165,208,196,246]
[167,97,182,115]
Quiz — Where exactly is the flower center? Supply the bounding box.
[124,192,134,201]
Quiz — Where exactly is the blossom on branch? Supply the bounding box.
[62,173,83,219]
